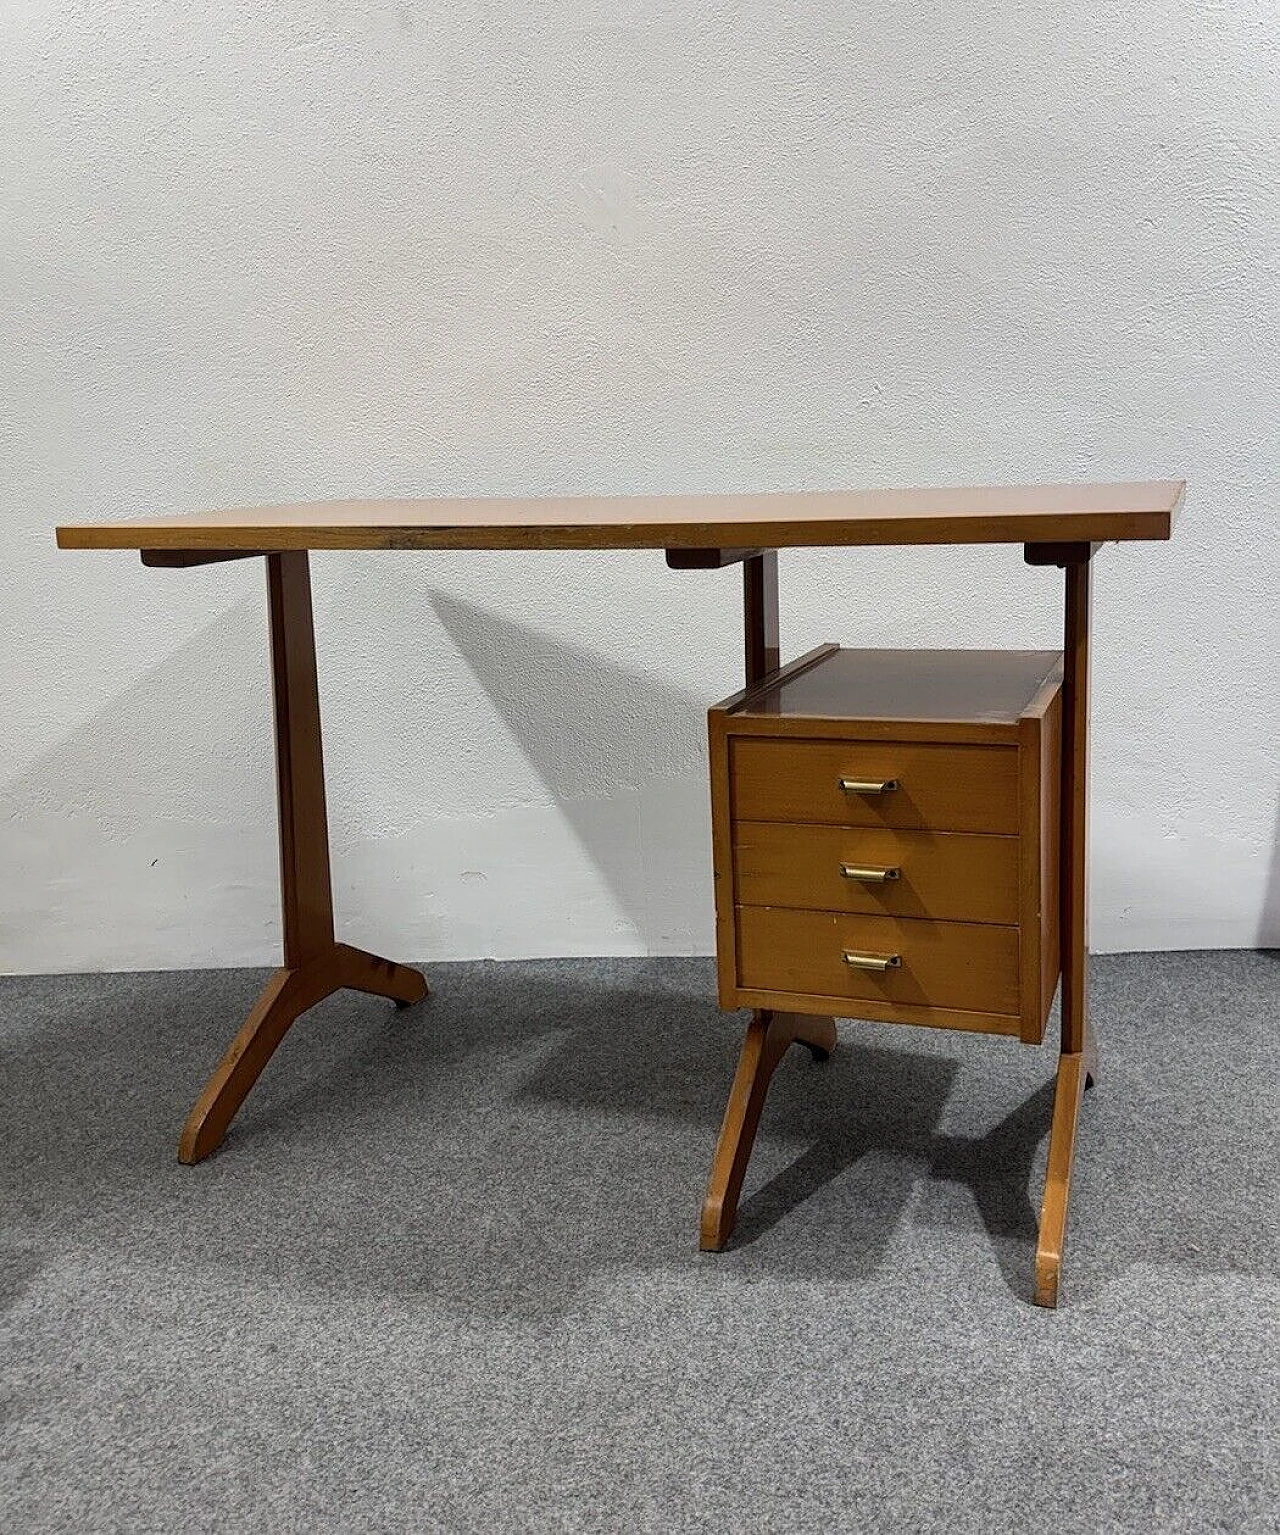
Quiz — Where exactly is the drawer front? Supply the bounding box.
[736,906,1020,1015]
[733,822,1019,925]
[731,737,1018,834]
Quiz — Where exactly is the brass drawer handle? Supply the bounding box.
[839,864,900,883]
[842,951,902,971]
[839,777,899,794]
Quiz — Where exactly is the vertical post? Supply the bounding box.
[1022,539,1097,1304]
[176,549,425,1165]
[743,550,780,686]
[267,552,336,968]
[699,543,837,1252]
[1060,554,1091,1055]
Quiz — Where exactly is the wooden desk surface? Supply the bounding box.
[57,480,1184,553]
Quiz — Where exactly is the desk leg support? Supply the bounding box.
[700,1010,837,1250]
[699,551,839,1250]
[178,552,428,1164]
[1034,550,1097,1306]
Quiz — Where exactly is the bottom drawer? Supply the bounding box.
[736,906,1020,1015]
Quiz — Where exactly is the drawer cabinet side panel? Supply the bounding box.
[708,709,740,1008]
[1016,683,1063,1044]
[1039,689,1063,1029]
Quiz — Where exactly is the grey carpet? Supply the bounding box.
[2,951,1277,1534]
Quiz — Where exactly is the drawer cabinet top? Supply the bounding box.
[717,647,1063,735]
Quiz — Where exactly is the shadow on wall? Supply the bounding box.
[7,595,269,819]
[1,594,279,968]
[427,589,713,953]
[1261,791,1280,948]
[4,563,729,968]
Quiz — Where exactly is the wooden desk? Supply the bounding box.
[57,480,1183,1306]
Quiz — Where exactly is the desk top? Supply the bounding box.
[56,480,1183,553]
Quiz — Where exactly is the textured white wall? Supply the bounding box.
[2,2,1277,973]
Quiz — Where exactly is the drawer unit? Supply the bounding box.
[709,646,1063,1043]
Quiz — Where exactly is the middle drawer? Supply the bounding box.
[733,821,1018,925]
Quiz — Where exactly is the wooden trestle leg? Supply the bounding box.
[700,1009,838,1250]
[1031,546,1098,1306]
[697,550,839,1251]
[178,552,427,1164]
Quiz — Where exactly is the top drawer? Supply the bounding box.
[730,737,1019,834]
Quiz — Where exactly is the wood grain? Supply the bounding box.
[56,480,1185,552]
